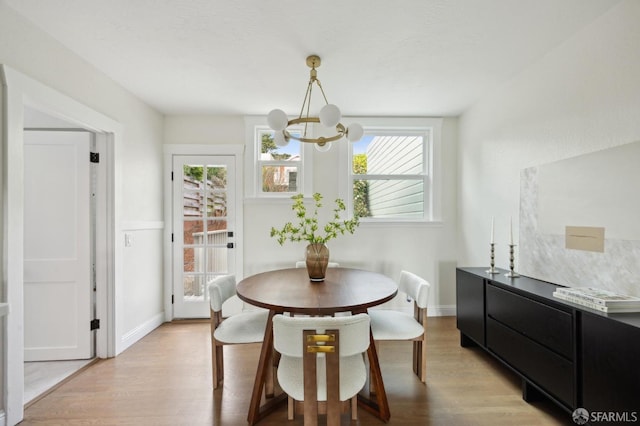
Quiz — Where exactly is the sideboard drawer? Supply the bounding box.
[487,284,573,359]
[487,318,574,407]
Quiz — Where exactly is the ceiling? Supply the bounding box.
[5,0,621,117]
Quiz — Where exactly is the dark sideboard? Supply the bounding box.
[456,267,640,423]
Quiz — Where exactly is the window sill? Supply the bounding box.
[244,197,298,205]
[357,220,444,228]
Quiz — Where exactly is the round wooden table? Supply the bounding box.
[237,267,397,424]
[237,267,398,315]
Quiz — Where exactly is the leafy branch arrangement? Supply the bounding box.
[270,193,360,245]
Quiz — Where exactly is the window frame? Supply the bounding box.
[338,117,443,224]
[244,116,314,199]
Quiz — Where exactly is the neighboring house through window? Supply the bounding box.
[244,116,313,198]
[339,117,443,223]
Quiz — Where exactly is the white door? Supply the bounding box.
[172,156,237,318]
[23,130,93,361]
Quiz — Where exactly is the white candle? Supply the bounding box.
[491,217,495,244]
[510,217,513,245]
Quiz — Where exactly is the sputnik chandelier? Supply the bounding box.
[267,55,364,151]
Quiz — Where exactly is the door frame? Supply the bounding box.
[1,65,121,425]
[163,144,244,321]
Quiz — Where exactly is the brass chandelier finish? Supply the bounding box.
[267,55,363,149]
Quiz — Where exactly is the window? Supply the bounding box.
[257,127,301,194]
[244,117,313,198]
[340,118,442,222]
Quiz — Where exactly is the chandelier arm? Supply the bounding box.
[287,132,345,144]
[299,80,313,119]
[285,119,346,144]
[269,55,362,148]
[315,79,330,105]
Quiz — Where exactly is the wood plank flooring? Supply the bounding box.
[22,317,571,425]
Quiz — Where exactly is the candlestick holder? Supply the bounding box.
[486,243,498,274]
[505,244,520,278]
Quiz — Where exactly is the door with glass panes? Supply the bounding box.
[172,156,236,318]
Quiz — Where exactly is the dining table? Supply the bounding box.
[236,266,398,425]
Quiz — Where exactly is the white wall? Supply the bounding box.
[164,115,245,145]
[458,0,640,293]
[165,116,459,314]
[1,0,164,372]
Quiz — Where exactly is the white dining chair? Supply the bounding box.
[208,275,269,389]
[273,313,370,425]
[368,270,430,382]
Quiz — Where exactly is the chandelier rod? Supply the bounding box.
[266,55,364,148]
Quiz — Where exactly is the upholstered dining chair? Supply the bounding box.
[273,313,371,426]
[368,270,430,383]
[208,275,269,389]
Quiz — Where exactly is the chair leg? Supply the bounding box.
[211,338,218,389]
[211,340,219,389]
[421,334,427,382]
[210,313,224,389]
[412,340,419,377]
[303,406,318,426]
[351,395,358,420]
[218,345,224,386]
[213,344,224,389]
[412,337,427,383]
[327,397,340,426]
[266,347,279,397]
[287,395,294,420]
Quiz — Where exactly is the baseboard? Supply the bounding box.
[119,312,165,354]
[431,304,456,317]
[371,304,456,317]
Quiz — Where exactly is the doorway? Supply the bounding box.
[163,145,244,321]
[22,124,97,404]
[171,155,237,318]
[2,65,120,425]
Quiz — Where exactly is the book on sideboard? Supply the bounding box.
[552,288,640,313]
[554,286,640,306]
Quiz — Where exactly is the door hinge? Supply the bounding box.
[90,319,100,330]
[171,171,174,181]
[171,233,174,243]
[171,295,174,304]
[90,152,100,163]
[227,231,234,238]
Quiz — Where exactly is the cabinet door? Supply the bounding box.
[456,269,485,346]
[581,312,640,419]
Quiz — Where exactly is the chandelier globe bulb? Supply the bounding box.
[267,109,288,131]
[346,123,364,142]
[319,104,341,128]
[273,131,289,147]
[315,141,332,152]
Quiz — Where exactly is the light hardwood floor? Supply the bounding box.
[22,317,571,425]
